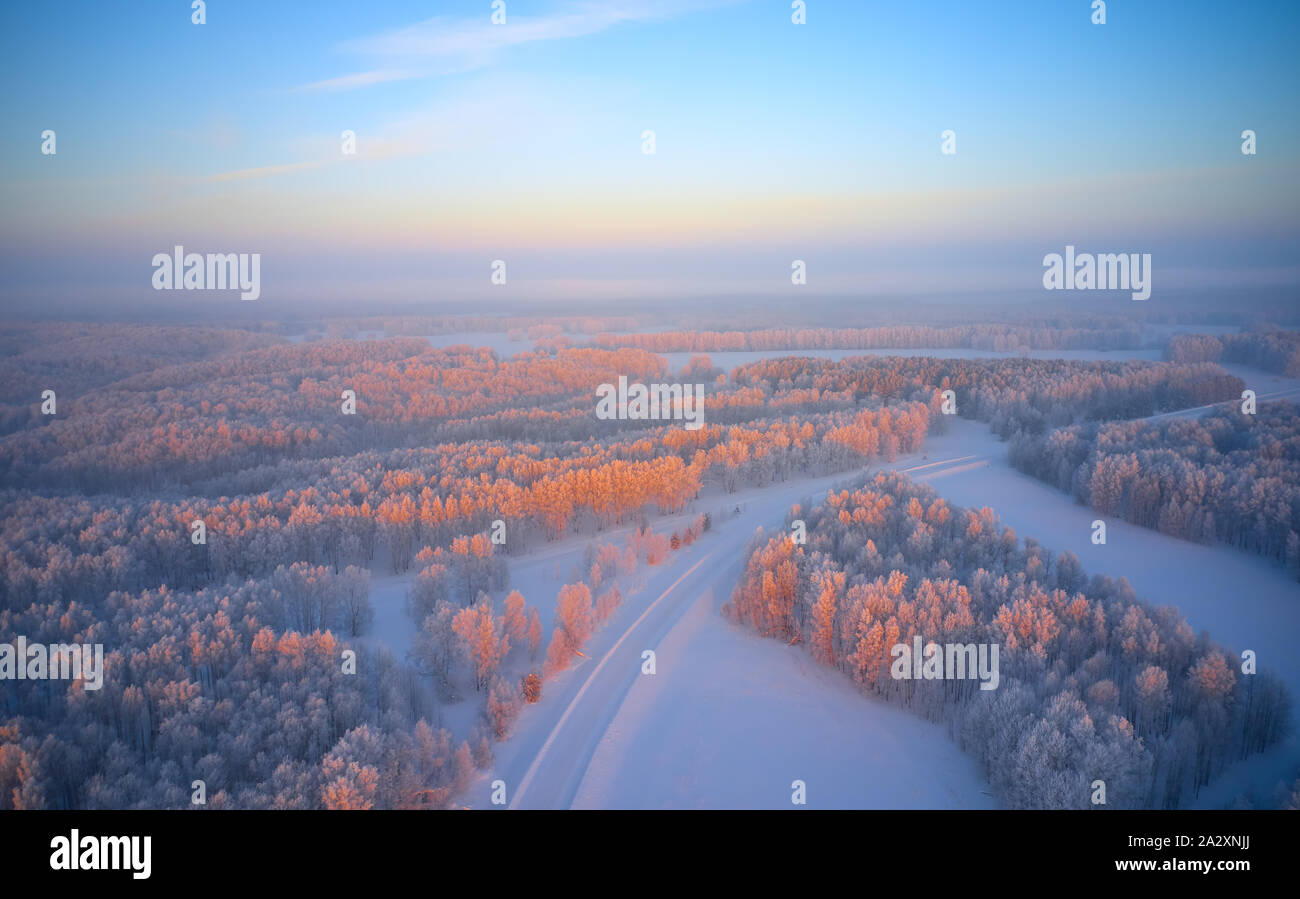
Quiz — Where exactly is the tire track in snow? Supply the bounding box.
[509,554,715,808]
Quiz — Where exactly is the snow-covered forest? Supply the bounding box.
[1010,403,1300,576]
[1,314,1296,809]
[728,473,1289,808]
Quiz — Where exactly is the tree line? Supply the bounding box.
[1166,330,1300,376]
[1009,402,1300,578]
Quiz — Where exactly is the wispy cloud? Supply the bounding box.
[207,77,562,181]
[298,0,739,91]
[205,160,330,183]
[297,69,418,93]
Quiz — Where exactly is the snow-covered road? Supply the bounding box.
[460,439,996,809]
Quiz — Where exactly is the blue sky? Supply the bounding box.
[2,0,1298,309]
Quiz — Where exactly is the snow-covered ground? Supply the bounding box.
[570,554,995,809]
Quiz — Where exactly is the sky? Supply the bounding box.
[1,0,1298,311]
